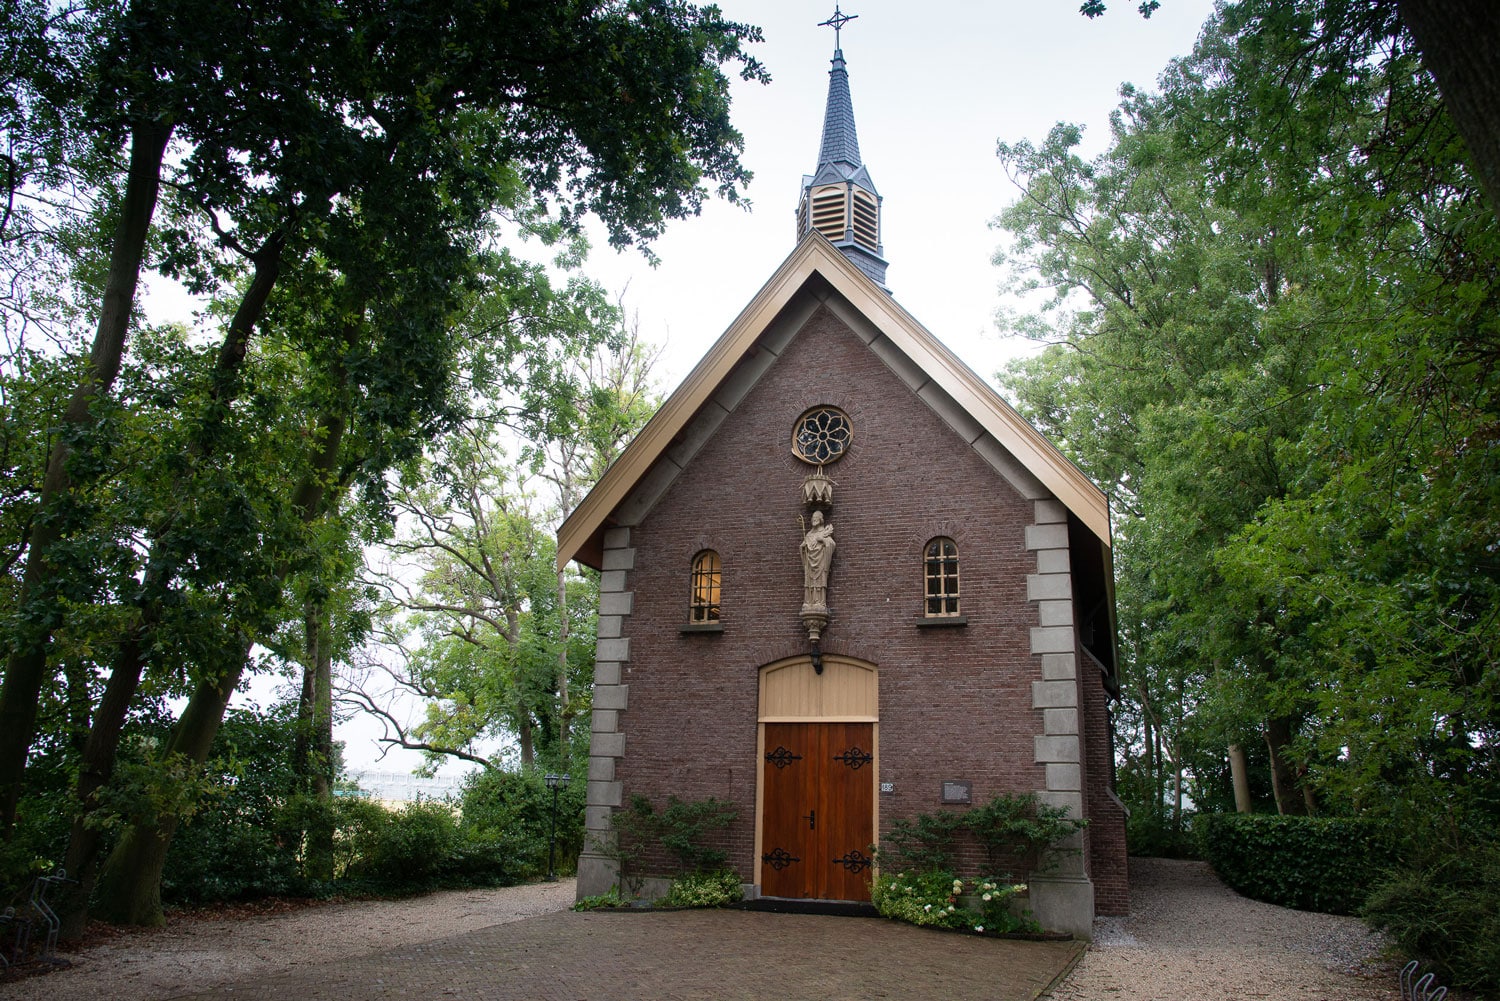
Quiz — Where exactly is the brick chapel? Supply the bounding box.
[557,13,1128,938]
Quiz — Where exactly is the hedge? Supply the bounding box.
[1196,813,1396,915]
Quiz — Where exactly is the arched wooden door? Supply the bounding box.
[756,657,877,901]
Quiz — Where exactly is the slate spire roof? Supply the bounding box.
[816,48,864,176]
[798,12,887,288]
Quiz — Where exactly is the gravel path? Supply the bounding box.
[0,879,576,1001]
[1047,858,1397,1001]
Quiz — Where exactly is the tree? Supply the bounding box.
[1000,0,1498,828]
[1,0,769,844]
[353,291,659,775]
[1081,0,1500,224]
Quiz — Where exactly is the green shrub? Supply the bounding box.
[964,793,1087,873]
[1197,814,1396,915]
[163,810,303,904]
[968,876,1038,935]
[1363,837,1500,993]
[881,809,966,871]
[1125,810,1198,859]
[162,704,307,904]
[609,794,737,889]
[871,870,1039,935]
[573,888,626,910]
[343,800,461,892]
[459,769,584,881]
[871,869,971,929]
[662,869,743,908]
[879,795,1087,875]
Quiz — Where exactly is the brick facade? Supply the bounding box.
[577,300,1128,931]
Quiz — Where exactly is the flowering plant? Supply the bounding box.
[968,876,1037,934]
[869,869,970,929]
[661,869,743,908]
[871,870,1039,935]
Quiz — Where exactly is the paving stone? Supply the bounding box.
[174,909,1082,1001]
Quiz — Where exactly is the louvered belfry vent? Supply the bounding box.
[795,35,888,289]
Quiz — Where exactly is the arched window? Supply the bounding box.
[924,538,960,617]
[690,550,721,623]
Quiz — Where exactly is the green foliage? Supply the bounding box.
[573,888,626,911]
[341,800,462,891]
[870,870,971,929]
[881,809,966,871]
[872,797,1079,936]
[458,769,585,881]
[1363,837,1500,993]
[870,871,1038,935]
[1124,810,1198,860]
[607,794,737,891]
[161,704,305,904]
[661,869,743,908]
[879,795,1086,875]
[968,877,1039,936]
[1196,814,1396,915]
[1,0,767,918]
[996,0,1500,839]
[964,793,1087,873]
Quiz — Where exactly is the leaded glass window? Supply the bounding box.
[924,538,960,617]
[792,406,852,465]
[690,550,721,623]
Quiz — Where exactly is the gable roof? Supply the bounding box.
[557,232,1111,571]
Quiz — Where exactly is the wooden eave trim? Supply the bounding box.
[557,233,1110,570]
[557,237,839,569]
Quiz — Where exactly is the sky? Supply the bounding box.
[581,0,1216,389]
[304,0,1221,786]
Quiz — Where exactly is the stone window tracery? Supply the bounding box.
[791,406,852,465]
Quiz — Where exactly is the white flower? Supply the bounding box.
[982,892,992,901]
[975,925,985,933]
[923,903,932,912]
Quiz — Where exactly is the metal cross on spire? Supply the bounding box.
[818,4,858,48]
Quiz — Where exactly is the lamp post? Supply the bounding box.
[543,773,570,882]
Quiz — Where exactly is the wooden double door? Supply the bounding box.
[760,722,875,901]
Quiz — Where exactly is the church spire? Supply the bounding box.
[797,5,887,289]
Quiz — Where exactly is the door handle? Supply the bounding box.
[803,809,816,830]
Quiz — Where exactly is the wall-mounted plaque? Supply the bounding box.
[941,781,972,805]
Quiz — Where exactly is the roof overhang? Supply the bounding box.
[558,232,1111,570]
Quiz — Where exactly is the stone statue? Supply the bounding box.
[800,509,835,610]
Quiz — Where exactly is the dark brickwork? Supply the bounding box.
[610,305,1121,904]
[1082,656,1130,915]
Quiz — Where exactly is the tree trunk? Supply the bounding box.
[518,713,535,769]
[56,627,152,940]
[1172,753,1183,827]
[1141,709,1158,821]
[92,645,249,925]
[1264,716,1307,816]
[0,120,171,837]
[1397,0,1500,221]
[1228,743,1253,813]
[302,600,334,881]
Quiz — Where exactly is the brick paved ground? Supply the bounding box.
[171,909,1082,1001]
